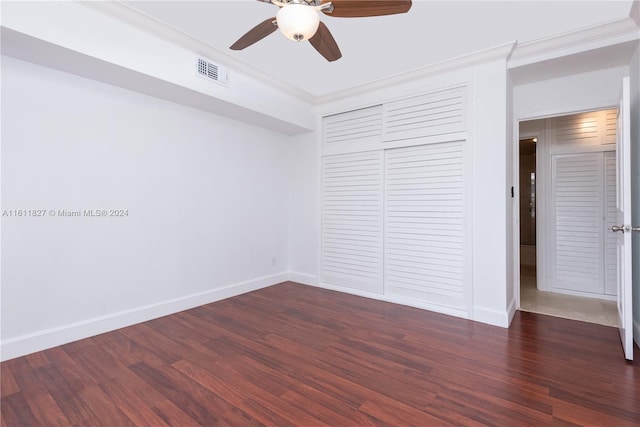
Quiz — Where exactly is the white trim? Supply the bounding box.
[508,18,640,69]
[288,272,318,286]
[472,306,511,328]
[87,0,513,104]
[315,113,324,288]
[513,124,521,311]
[464,93,475,319]
[631,1,640,28]
[316,42,515,105]
[76,0,316,104]
[515,102,621,124]
[549,287,617,302]
[321,132,469,157]
[0,272,288,361]
[313,281,471,321]
[76,1,638,107]
[550,144,619,155]
[507,296,518,325]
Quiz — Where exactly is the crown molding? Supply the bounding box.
[75,1,516,107]
[74,1,639,108]
[630,0,640,28]
[315,41,516,105]
[76,0,316,105]
[508,17,640,69]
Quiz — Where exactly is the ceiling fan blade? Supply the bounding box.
[309,22,342,62]
[230,17,277,50]
[322,0,412,17]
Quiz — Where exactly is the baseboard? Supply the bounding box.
[549,287,617,302]
[287,272,318,286]
[310,281,470,320]
[307,280,514,328]
[472,305,511,328]
[0,272,288,361]
[507,296,518,326]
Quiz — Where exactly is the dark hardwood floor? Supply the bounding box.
[2,282,639,426]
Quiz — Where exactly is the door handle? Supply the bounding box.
[611,225,640,233]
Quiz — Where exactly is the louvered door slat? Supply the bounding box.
[553,111,600,145]
[604,151,617,295]
[323,105,383,149]
[322,151,383,293]
[603,109,617,145]
[383,87,466,142]
[551,153,604,293]
[384,142,466,309]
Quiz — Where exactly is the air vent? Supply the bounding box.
[196,57,229,86]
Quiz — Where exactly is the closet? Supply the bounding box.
[320,86,470,314]
[542,109,618,298]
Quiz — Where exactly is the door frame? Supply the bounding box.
[514,128,544,308]
[512,105,617,312]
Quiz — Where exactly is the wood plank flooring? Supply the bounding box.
[2,282,639,426]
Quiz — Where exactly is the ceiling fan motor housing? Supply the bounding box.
[230,0,412,62]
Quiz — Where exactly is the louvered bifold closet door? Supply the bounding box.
[384,142,466,309]
[551,153,604,294]
[322,151,384,293]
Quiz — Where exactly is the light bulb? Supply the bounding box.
[276,4,320,42]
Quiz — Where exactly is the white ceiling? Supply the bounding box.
[122,0,634,98]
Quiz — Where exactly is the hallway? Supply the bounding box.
[519,265,618,327]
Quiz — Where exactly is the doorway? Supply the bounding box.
[517,111,618,327]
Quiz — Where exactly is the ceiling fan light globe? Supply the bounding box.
[276,4,320,42]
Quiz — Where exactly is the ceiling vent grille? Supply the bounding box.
[196,57,229,86]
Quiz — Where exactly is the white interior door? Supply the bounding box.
[550,152,604,294]
[614,77,633,361]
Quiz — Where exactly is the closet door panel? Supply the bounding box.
[321,150,384,293]
[323,105,383,155]
[384,142,466,309]
[550,111,600,149]
[383,87,466,143]
[550,153,604,294]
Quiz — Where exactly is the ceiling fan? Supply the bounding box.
[230,0,412,62]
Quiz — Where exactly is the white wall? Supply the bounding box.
[505,71,515,320]
[514,66,629,120]
[1,56,291,360]
[288,131,319,284]
[471,60,512,326]
[0,1,315,134]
